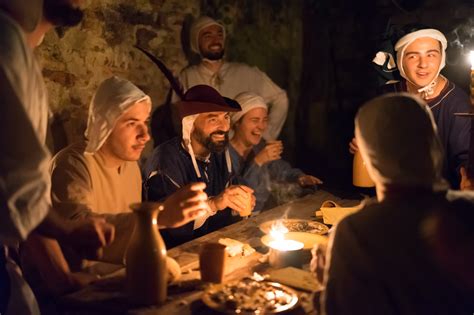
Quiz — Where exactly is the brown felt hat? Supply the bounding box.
[176,85,241,119]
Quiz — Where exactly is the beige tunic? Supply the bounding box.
[50,142,142,266]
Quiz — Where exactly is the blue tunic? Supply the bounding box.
[382,80,471,189]
[229,140,304,213]
[143,137,241,248]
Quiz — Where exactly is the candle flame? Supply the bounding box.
[469,51,474,70]
[269,220,289,241]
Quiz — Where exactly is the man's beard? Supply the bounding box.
[194,129,229,153]
[43,0,84,27]
[201,48,225,61]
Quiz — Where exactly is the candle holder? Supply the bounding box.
[455,51,474,179]
[470,51,474,106]
[268,240,304,268]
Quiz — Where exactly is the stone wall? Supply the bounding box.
[38,0,302,159]
[38,0,199,152]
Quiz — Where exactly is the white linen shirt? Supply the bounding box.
[0,12,51,244]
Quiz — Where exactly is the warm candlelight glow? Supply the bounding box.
[267,220,304,252]
[152,218,158,225]
[269,220,289,241]
[268,239,304,251]
[470,51,474,70]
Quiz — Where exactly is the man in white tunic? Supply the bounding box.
[173,16,289,141]
[0,1,114,314]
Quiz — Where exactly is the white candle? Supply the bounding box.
[469,51,474,106]
[469,51,474,70]
[268,239,304,251]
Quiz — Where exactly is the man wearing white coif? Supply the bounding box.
[0,1,115,314]
[172,16,289,141]
[322,93,474,315]
[145,85,256,248]
[351,26,471,190]
[21,77,209,297]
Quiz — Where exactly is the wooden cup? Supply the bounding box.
[199,243,227,283]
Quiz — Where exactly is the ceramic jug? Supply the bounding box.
[126,202,167,306]
[352,150,374,188]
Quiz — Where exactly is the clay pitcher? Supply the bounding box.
[126,202,167,306]
[352,150,374,188]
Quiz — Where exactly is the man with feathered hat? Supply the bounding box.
[351,26,471,190]
[144,85,255,248]
[20,76,209,298]
[172,16,289,141]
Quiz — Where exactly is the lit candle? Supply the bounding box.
[268,239,304,251]
[470,51,474,106]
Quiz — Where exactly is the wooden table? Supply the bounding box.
[57,190,360,315]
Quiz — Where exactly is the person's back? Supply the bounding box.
[322,93,474,315]
[380,79,470,188]
[323,190,474,315]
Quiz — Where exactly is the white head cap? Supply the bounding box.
[190,16,225,55]
[355,93,445,189]
[84,76,151,154]
[231,92,268,125]
[395,29,447,96]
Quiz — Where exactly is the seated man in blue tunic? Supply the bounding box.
[350,26,471,189]
[144,85,255,248]
[229,92,322,213]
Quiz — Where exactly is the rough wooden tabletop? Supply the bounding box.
[57,190,360,315]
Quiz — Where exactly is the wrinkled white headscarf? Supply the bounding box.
[84,76,150,154]
[355,93,445,189]
[231,92,268,125]
[190,16,225,55]
[395,29,447,98]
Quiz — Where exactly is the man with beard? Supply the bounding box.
[172,16,289,141]
[0,1,114,314]
[144,85,256,248]
[20,77,210,300]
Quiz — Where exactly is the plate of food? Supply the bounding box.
[202,278,299,314]
[259,219,328,235]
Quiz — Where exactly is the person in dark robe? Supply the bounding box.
[322,93,474,315]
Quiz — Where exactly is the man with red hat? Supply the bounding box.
[144,85,256,248]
